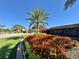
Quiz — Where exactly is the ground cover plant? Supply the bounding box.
[25,33,79,59]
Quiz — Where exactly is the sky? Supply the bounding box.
[0,0,79,28]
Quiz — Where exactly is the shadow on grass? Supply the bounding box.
[0,40,32,59]
[0,42,19,59]
[8,42,19,59]
[0,44,11,59]
[6,37,23,40]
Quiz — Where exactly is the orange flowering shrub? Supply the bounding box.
[25,34,78,59]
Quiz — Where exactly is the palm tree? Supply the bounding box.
[64,0,76,10]
[27,8,48,33]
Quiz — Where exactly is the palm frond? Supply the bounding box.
[27,12,31,15]
[26,18,34,21]
[29,21,35,28]
[27,8,48,32]
[40,22,48,26]
[44,22,49,26]
[64,0,76,10]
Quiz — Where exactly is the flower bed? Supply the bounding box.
[25,33,78,59]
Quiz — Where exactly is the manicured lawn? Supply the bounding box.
[0,37,22,59]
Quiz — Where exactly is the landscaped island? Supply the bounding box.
[24,33,79,59]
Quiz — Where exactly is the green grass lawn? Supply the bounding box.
[0,37,22,59]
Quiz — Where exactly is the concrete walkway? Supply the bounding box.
[16,42,26,59]
[0,33,34,39]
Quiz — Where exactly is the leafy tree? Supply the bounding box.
[0,25,6,29]
[11,24,26,32]
[64,0,76,10]
[27,8,48,33]
[0,25,6,32]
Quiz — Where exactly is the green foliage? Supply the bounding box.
[0,25,7,32]
[0,25,6,29]
[25,40,41,59]
[11,24,26,32]
[27,8,48,33]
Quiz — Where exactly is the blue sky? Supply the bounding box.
[0,0,79,28]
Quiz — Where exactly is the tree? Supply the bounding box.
[0,25,6,32]
[64,0,76,10]
[11,24,26,32]
[0,25,6,29]
[27,8,48,33]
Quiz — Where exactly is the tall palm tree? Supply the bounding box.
[64,0,76,10]
[27,8,48,33]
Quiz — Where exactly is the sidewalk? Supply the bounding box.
[0,33,35,39]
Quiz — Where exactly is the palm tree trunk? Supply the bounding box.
[37,22,39,34]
